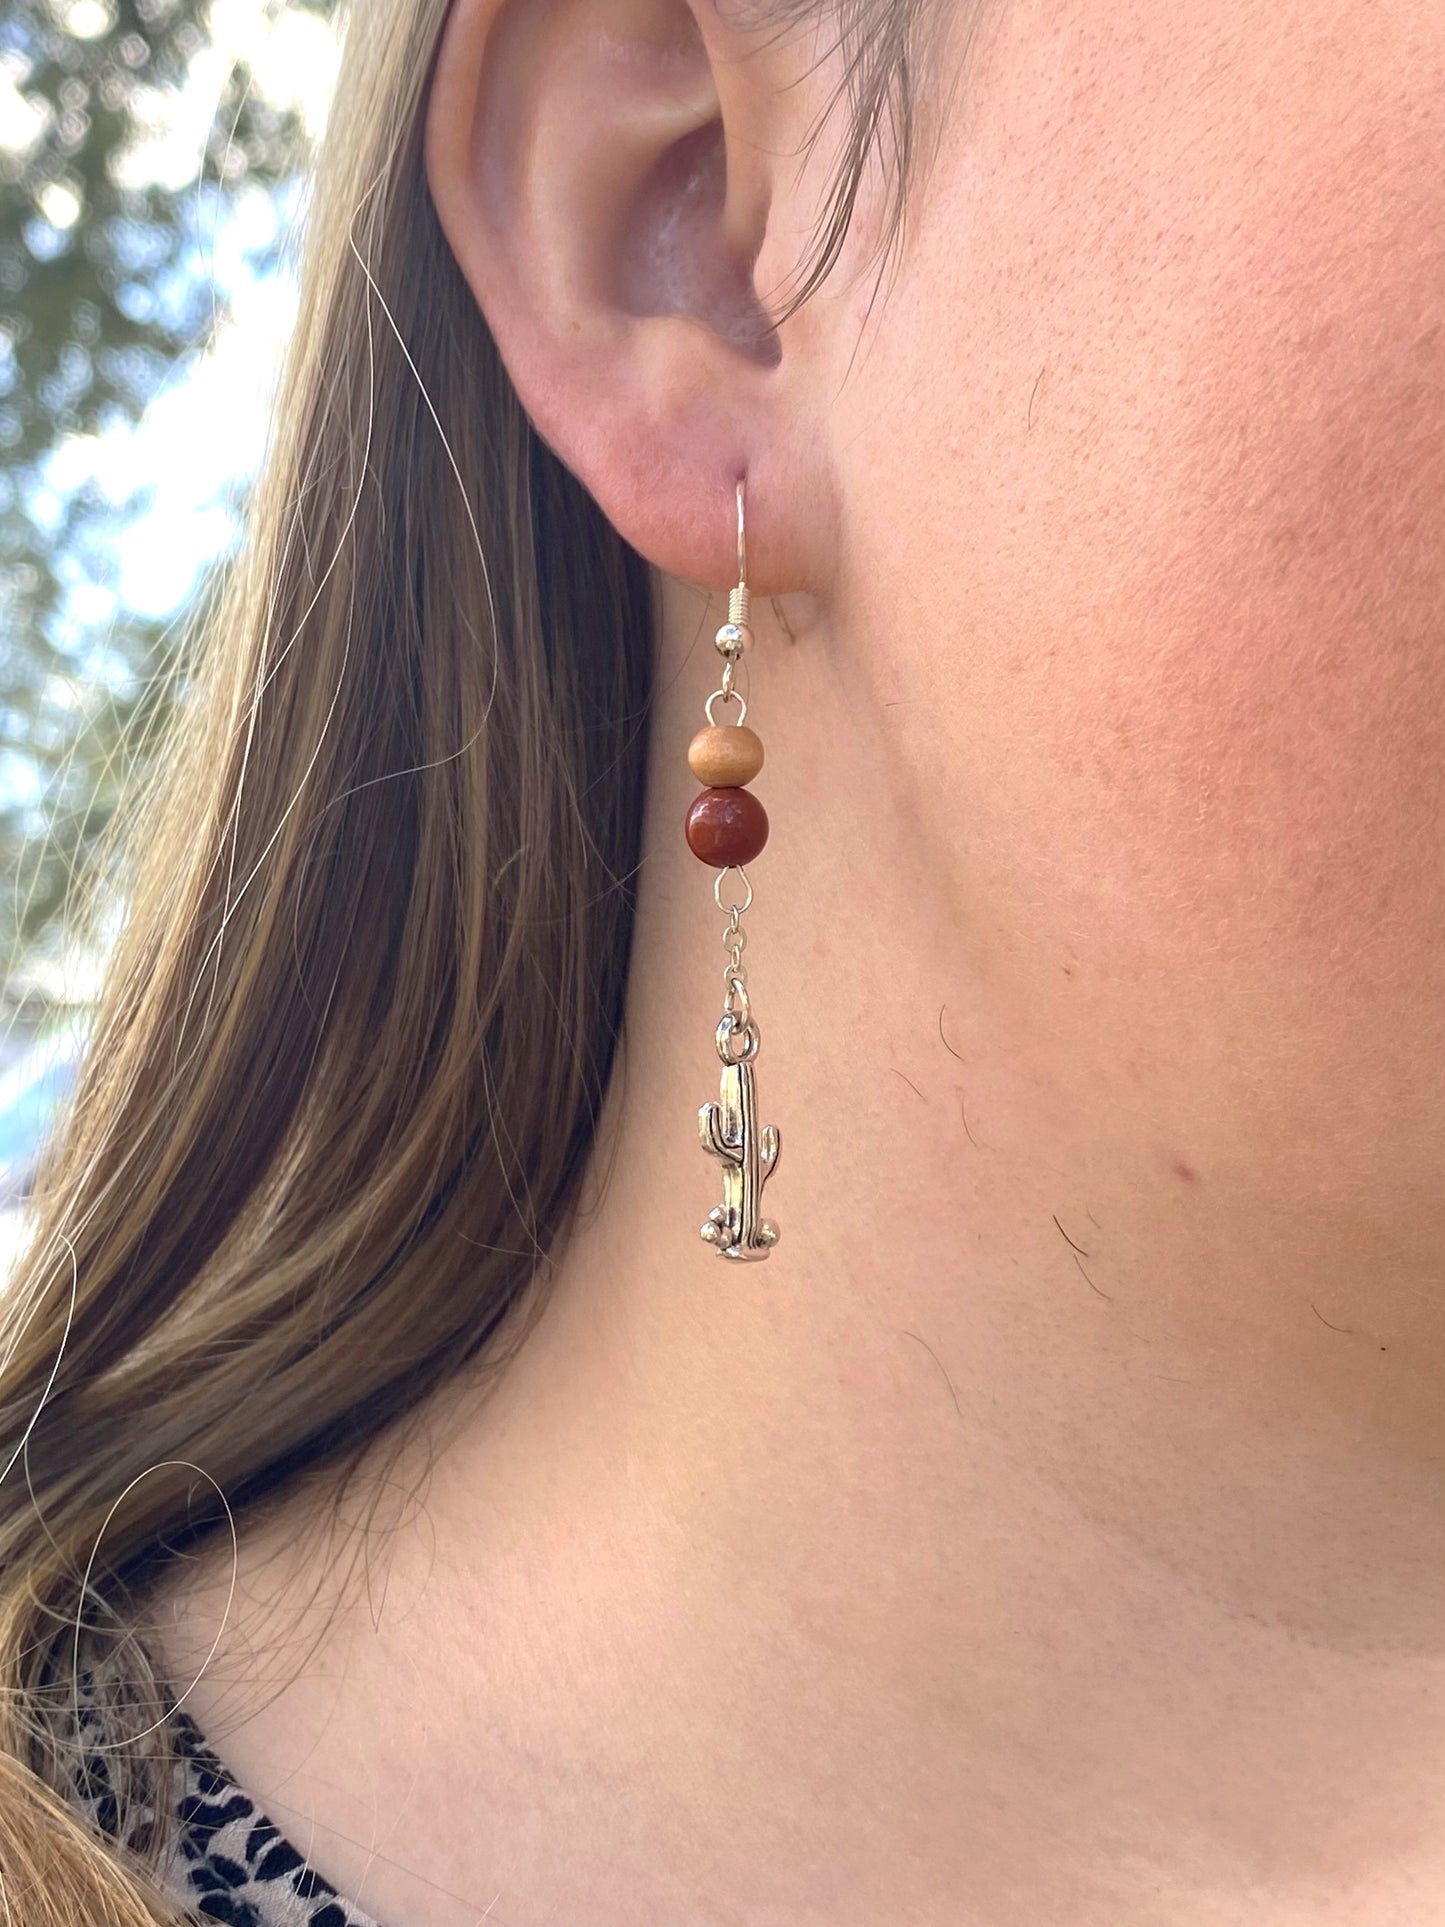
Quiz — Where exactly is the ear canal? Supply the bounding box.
[617,117,781,367]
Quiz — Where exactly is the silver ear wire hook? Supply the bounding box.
[729,480,751,632]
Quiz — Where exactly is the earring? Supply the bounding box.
[685,478,781,1260]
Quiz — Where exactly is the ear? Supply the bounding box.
[422,0,841,595]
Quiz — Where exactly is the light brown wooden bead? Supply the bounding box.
[687,724,764,788]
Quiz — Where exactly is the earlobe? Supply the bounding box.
[422,0,837,596]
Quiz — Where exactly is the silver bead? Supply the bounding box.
[715,621,749,660]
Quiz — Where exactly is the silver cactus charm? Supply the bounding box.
[699,1013,780,1261]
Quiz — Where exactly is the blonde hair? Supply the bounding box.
[0,0,939,1914]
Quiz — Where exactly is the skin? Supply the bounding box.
[154,0,1445,1921]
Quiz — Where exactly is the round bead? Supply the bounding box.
[687,724,764,788]
[685,787,769,867]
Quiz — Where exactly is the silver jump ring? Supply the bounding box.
[716,1010,761,1064]
[713,865,753,916]
[705,687,747,728]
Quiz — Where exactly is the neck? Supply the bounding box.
[160,579,1445,1926]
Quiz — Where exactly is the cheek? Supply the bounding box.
[828,0,1445,1205]
[838,0,1445,983]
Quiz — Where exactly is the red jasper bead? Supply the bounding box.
[685,786,769,867]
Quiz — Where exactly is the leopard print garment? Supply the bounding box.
[70,1680,383,1927]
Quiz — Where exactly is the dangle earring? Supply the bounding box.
[685,478,781,1260]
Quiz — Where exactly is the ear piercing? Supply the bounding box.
[686,479,781,1260]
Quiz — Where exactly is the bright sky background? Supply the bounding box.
[14,0,340,668]
[0,2,340,1243]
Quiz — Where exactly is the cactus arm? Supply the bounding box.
[700,1100,737,1164]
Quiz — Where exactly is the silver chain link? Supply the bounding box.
[712,869,758,1059]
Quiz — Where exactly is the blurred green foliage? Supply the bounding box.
[0,0,332,990]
